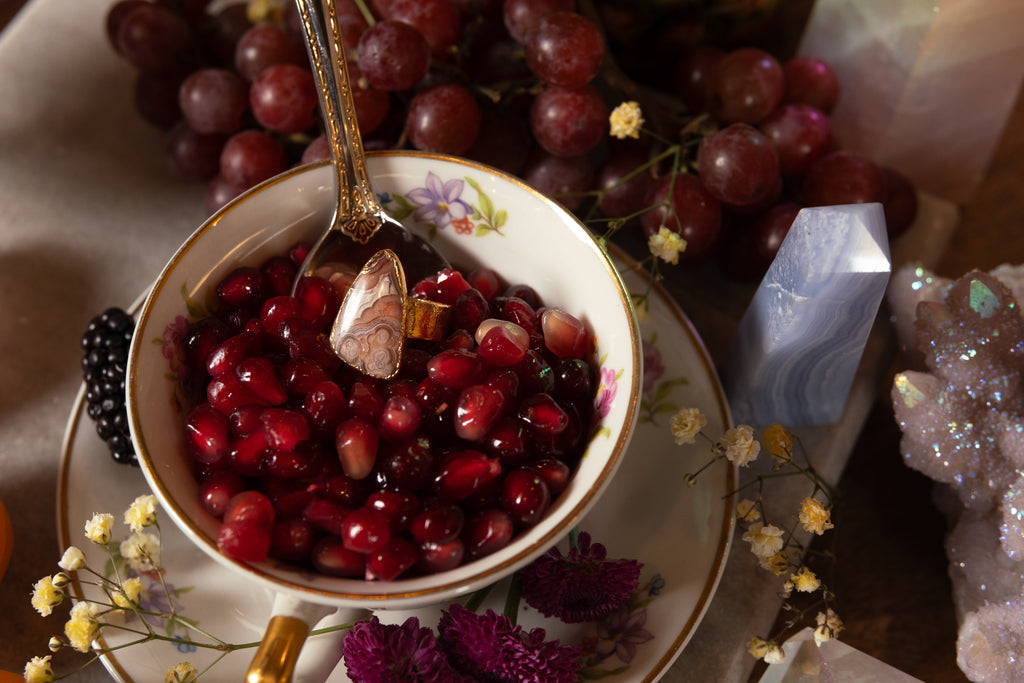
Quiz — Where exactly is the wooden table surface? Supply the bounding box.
[3,2,1022,681]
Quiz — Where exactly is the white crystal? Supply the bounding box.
[758,627,924,682]
[725,203,890,426]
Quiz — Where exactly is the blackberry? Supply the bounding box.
[81,307,137,466]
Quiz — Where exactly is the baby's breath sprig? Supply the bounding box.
[24,495,354,683]
[671,408,843,666]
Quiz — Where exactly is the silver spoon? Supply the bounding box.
[292,0,448,295]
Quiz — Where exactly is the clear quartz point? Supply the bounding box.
[725,203,891,426]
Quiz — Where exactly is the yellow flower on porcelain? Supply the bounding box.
[165,661,199,683]
[31,576,64,617]
[742,522,784,559]
[64,601,101,653]
[736,498,760,523]
[791,566,821,593]
[722,425,760,466]
[762,423,793,460]
[120,532,161,572]
[23,655,54,683]
[609,100,644,139]
[648,226,687,265]
[798,497,834,535]
[58,546,86,572]
[125,494,159,534]
[113,577,144,610]
[670,408,706,445]
[84,512,114,545]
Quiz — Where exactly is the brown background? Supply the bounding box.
[3,1,1022,681]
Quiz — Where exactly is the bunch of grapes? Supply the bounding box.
[104,0,917,280]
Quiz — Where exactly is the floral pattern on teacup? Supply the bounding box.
[384,171,508,237]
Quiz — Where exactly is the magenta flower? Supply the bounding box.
[594,366,619,418]
[342,616,466,683]
[438,603,580,683]
[407,171,473,230]
[518,531,642,623]
[161,314,190,377]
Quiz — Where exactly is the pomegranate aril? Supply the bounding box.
[416,538,465,573]
[347,380,385,422]
[499,296,540,334]
[504,283,541,308]
[270,517,315,562]
[431,269,472,305]
[541,307,589,359]
[377,395,423,442]
[259,295,300,336]
[476,321,529,366]
[226,431,269,476]
[184,402,230,464]
[206,330,260,377]
[266,447,317,479]
[217,518,271,562]
[208,374,266,414]
[451,287,490,332]
[236,357,287,405]
[260,256,297,297]
[303,380,347,433]
[279,356,330,394]
[335,417,379,480]
[441,328,476,352]
[553,357,593,404]
[342,506,392,554]
[518,393,568,436]
[367,490,420,534]
[367,538,418,581]
[501,469,551,527]
[484,416,529,463]
[216,266,267,309]
[530,457,571,496]
[287,329,343,373]
[374,436,434,492]
[512,349,555,396]
[484,368,520,404]
[410,501,464,544]
[467,268,501,300]
[311,473,370,508]
[264,479,314,517]
[302,497,352,536]
[259,407,310,451]
[433,450,502,501]
[454,383,505,441]
[462,508,514,560]
[229,404,264,436]
[199,469,245,517]
[224,489,275,527]
[312,536,366,577]
[294,270,340,328]
[398,347,431,381]
[427,348,485,390]
[277,316,315,343]
[384,378,419,401]
[184,316,231,376]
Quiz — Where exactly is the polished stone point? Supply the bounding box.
[725,203,891,426]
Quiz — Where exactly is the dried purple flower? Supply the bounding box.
[438,603,580,683]
[342,615,465,683]
[518,531,642,623]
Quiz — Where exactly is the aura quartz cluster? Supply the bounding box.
[889,263,1024,682]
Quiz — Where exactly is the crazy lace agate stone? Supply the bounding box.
[890,264,1024,682]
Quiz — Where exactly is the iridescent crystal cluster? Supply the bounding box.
[890,263,1024,683]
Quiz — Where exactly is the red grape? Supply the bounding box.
[197,4,253,69]
[219,129,287,188]
[465,107,532,176]
[708,48,784,125]
[166,121,226,181]
[356,20,431,92]
[384,0,462,60]
[597,143,655,224]
[880,166,918,239]
[802,150,884,207]
[697,123,780,208]
[249,64,319,134]
[179,67,249,135]
[521,153,594,212]
[503,0,574,43]
[234,23,304,82]
[671,46,724,112]
[758,104,834,178]
[641,173,722,262]
[133,70,186,129]
[530,84,608,158]
[720,202,800,280]
[525,12,604,89]
[406,83,483,155]
[783,55,840,114]
[115,3,191,74]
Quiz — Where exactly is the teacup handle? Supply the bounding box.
[246,593,369,683]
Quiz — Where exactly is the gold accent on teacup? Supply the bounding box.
[330,249,451,379]
[245,615,309,683]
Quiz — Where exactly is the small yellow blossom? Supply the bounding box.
[791,566,821,593]
[31,576,64,617]
[762,423,793,460]
[759,551,790,576]
[64,601,101,653]
[58,546,87,572]
[84,512,114,545]
[798,497,834,535]
[165,661,199,683]
[814,608,844,645]
[670,408,706,445]
[747,636,770,659]
[763,642,786,664]
[736,498,760,523]
[742,522,784,559]
[722,425,760,467]
[113,577,144,610]
[120,532,161,572]
[125,494,159,534]
[648,226,687,265]
[609,100,644,139]
[23,655,54,683]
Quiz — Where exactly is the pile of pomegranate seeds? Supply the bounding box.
[177,242,597,580]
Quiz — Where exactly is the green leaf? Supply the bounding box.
[493,209,507,229]
[389,194,416,221]
[465,175,484,194]
[475,225,490,237]
[478,190,495,222]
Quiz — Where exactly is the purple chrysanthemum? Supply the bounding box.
[342,615,466,683]
[518,531,642,623]
[438,603,580,683]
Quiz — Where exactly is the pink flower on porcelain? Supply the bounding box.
[161,315,190,377]
[642,339,664,394]
[594,366,619,419]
